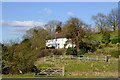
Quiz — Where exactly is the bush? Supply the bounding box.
[111,34,120,44]
[77,48,86,55]
[109,50,119,58]
[89,44,97,52]
[66,47,77,55]
[111,38,118,44]
[52,49,65,55]
[38,49,52,58]
[92,41,100,46]
[101,31,110,46]
[2,67,10,74]
[31,65,38,72]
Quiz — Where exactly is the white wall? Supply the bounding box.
[46,38,74,49]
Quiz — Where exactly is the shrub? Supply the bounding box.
[89,44,97,52]
[79,42,86,49]
[109,50,119,58]
[92,41,100,46]
[101,31,110,46]
[31,65,38,72]
[38,49,52,58]
[111,34,120,44]
[111,38,118,44]
[52,49,65,55]
[2,67,9,74]
[66,47,77,55]
[77,48,86,55]
[95,48,106,55]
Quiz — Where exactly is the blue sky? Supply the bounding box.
[2,2,118,43]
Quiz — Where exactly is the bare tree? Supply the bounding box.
[44,20,61,39]
[92,13,107,34]
[107,8,119,31]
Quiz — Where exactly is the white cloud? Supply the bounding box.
[44,8,52,14]
[2,20,45,27]
[10,32,21,35]
[2,20,45,35]
[67,11,73,16]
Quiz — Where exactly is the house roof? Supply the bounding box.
[51,32,66,39]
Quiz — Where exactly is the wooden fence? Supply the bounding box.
[44,55,111,62]
[36,66,64,76]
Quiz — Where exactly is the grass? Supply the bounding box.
[35,54,118,73]
[84,53,104,58]
[2,74,35,77]
[37,63,55,67]
[2,74,118,78]
[65,59,118,72]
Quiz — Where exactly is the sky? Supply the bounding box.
[2,2,118,43]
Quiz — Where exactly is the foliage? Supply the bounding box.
[111,34,120,44]
[52,49,65,55]
[78,42,91,52]
[65,17,91,50]
[36,49,52,58]
[109,50,119,58]
[77,48,86,55]
[2,27,49,74]
[31,65,38,72]
[91,41,100,46]
[55,22,62,33]
[111,38,118,44]
[101,31,110,46]
[66,47,77,55]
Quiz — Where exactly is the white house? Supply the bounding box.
[46,32,75,49]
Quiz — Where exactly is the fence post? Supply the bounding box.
[97,56,98,60]
[53,55,55,61]
[87,57,89,60]
[106,55,111,62]
[62,66,64,76]
[71,55,73,60]
[44,57,46,62]
[61,55,62,60]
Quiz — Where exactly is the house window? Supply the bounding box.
[56,44,57,47]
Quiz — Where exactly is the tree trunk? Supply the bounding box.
[76,36,79,51]
[100,27,103,34]
[100,29,103,34]
[113,26,116,31]
[76,42,79,51]
[76,46,79,51]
